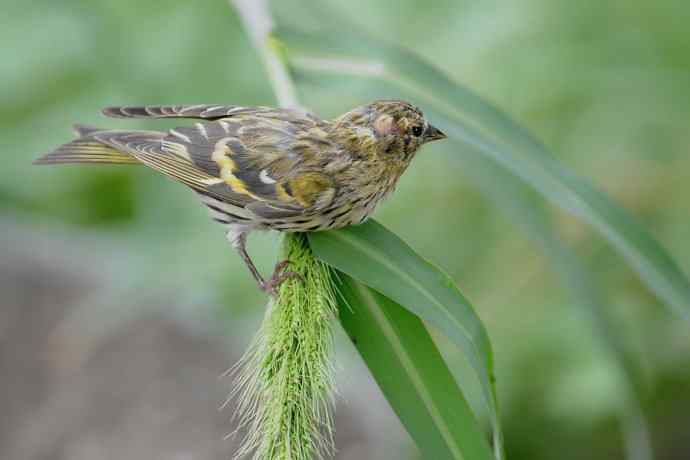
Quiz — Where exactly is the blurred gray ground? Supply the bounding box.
[0,222,408,460]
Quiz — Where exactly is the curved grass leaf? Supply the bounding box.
[335,273,494,460]
[453,140,652,459]
[274,24,690,319]
[308,220,503,459]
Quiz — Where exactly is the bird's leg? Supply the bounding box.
[232,232,267,291]
[228,230,303,296]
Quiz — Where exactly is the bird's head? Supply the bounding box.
[333,100,446,165]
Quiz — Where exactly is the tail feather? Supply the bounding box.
[34,126,141,165]
[72,123,107,137]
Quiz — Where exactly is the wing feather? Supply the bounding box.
[92,108,338,221]
[91,131,247,206]
[102,105,275,120]
[156,118,337,215]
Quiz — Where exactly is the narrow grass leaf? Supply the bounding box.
[453,139,652,460]
[274,24,690,319]
[308,220,503,459]
[336,273,494,460]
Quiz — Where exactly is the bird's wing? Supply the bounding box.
[96,113,339,220]
[102,104,315,121]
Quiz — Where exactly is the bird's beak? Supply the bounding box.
[424,125,447,143]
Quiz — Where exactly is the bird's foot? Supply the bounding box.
[260,260,304,297]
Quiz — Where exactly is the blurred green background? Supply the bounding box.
[1,1,689,459]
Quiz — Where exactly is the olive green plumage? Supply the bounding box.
[35,100,446,293]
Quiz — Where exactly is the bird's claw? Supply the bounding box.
[260,260,305,297]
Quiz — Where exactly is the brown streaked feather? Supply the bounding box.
[103,104,276,120]
[82,123,329,218]
[33,125,141,165]
[245,201,304,220]
[102,105,325,131]
[100,114,340,218]
[91,130,252,207]
[99,106,341,218]
[33,140,140,165]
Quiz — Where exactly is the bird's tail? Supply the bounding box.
[33,124,141,165]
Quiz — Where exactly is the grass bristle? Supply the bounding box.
[229,233,338,460]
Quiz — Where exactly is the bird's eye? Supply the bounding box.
[411,126,423,137]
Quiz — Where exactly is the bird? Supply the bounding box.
[34,100,446,294]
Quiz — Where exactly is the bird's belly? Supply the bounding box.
[198,189,385,234]
[318,188,388,230]
[265,192,381,233]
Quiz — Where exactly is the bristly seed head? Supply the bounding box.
[228,233,338,460]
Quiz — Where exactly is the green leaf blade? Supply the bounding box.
[336,274,494,460]
[309,220,503,458]
[276,25,690,318]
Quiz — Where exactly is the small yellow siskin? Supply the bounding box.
[35,100,446,294]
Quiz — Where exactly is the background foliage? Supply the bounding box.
[1,0,689,459]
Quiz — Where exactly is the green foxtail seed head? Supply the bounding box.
[228,233,338,460]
